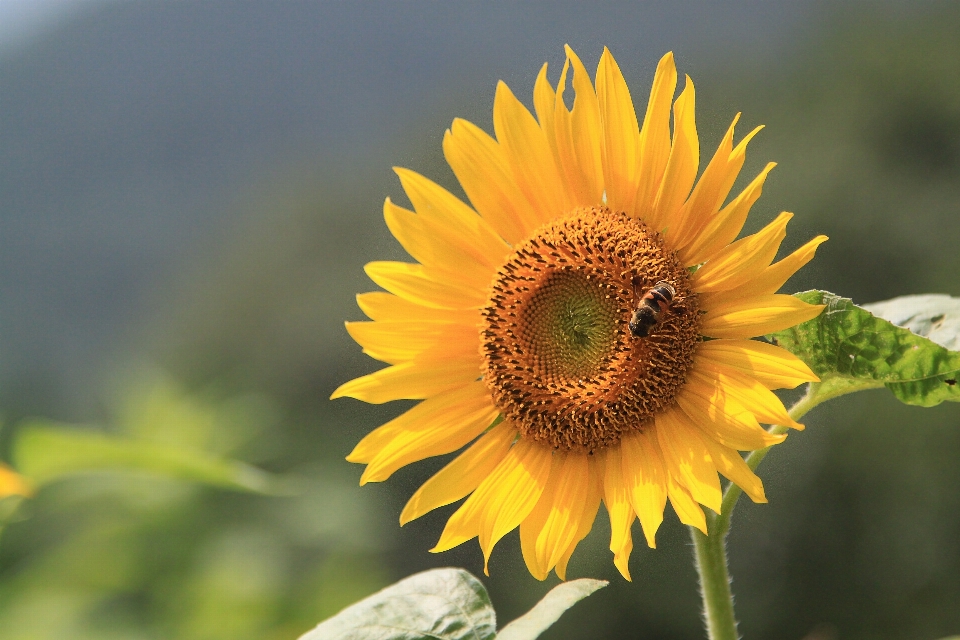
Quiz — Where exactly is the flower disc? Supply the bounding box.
[481,206,702,451]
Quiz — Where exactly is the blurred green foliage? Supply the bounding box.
[1,3,960,640]
[0,375,392,639]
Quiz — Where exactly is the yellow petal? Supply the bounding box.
[655,409,722,514]
[554,458,601,580]
[518,449,560,581]
[651,74,698,232]
[394,167,514,266]
[696,339,819,389]
[442,118,535,243]
[549,58,581,200]
[330,358,479,404]
[701,294,825,339]
[715,122,765,218]
[676,386,786,451]
[400,422,515,525]
[432,439,552,577]
[708,235,828,304]
[690,366,803,430]
[596,47,642,215]
[560,45,604,205]
[0,464,32,497]
[620,430,667,549]
[360,415,499,488]
[681,161,776,266]
[356,292,479,325]
[668,115,752,252]
[634,52,678,221]
[750,235,829,295]
[667,475,707,534]
[348,383,497,481]
[602,445,636,580]
[520,452,595,581]
[345,320,478,365]
[697,436,768,504]
[533,62,563,173]
[365,261,486,309]
[382,198,493,288]
[494,81,568,223]
[533,63,556,141]
[693,212,793,294]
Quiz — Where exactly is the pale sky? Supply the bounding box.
[0,0,103,52]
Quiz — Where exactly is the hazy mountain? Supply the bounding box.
[0,0,819,417]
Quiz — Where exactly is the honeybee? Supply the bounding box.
[629,281,677,338]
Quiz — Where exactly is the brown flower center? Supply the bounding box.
[480,206,701,451]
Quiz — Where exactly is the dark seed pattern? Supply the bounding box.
[480,206,702,452]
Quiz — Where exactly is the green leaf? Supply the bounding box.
[11,421,281,494]
[768,291,960,406]
[862,293,960,351]
[298,568,497,640]
[495,579,607,640]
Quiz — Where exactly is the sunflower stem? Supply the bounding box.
[692,383,828,640]
[691,518,739,640]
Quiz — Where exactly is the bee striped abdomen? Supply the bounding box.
[629,281,676,338]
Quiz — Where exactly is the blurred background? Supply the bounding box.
[1,1,959,638]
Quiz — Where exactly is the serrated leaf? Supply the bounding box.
[12,421,281,494]
[298,568,496,640]
[768,291,960,406]
[495,579,607,640]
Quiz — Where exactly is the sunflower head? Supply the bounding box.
[481,205,701,452]
[333,46,827,581]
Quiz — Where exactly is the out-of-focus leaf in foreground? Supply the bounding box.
[768,291,960,405]
[298,568,495,640]
[12,420,282,494]
[298,567,606,640]
[494,578,607,640]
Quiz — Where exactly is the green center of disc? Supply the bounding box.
[519,270,620,379]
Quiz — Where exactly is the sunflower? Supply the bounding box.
[332,46,826,581]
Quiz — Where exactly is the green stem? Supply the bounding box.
[691,382,829,640]
[691,516,738,640]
